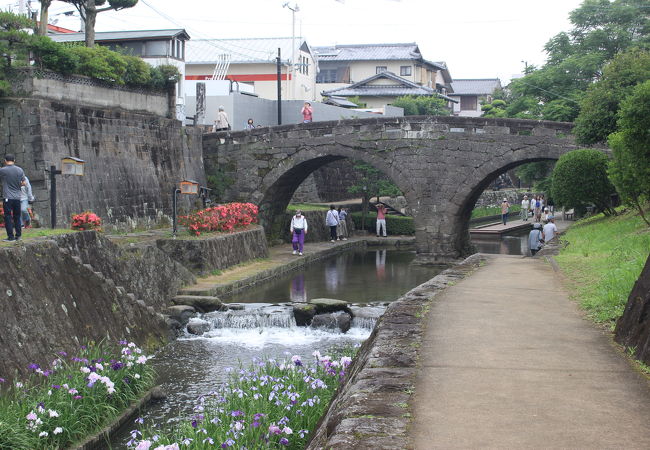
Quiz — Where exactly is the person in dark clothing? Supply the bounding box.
[0,155,26,241]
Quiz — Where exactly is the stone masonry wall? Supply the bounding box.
[0,239,168,379]
[53,231,196,311]
[0,96,204,229]
[155,226,269,275]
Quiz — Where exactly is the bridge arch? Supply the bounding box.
[204,116,579,261]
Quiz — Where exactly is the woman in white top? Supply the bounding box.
[290,210,308,255]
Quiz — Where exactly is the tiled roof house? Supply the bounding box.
[449,78,502,117]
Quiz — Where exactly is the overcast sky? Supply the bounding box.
[5,0,586,83]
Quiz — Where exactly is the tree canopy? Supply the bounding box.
[60,0,138,47]
[505,0,649,122]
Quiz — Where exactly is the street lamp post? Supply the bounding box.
[49,157,85,229]
[172,180,201,237]
[283,2,299,99]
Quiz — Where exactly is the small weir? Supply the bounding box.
[111,248,440,446]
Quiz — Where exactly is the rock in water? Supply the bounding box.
[311,311,352,333]
[293,303,317,326]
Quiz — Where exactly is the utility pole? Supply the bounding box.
[277,48,282,125]
[283,3,299,100]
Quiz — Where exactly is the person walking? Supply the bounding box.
[326,205,339,242]
[543,216,558,243]
[520,195,529,221]
[337,207,348,240]
[376,203,387,237]
[301,102,313,123]
[501,198,510,225]
[533,196,542,222]
[212,106,230,132]
[528,223,544,256]
[0,154,26,241]
[20,175,34,228]
[290,210,308,256]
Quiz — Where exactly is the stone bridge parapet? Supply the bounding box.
[204,116,578,260]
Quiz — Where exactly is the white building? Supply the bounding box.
[184,37,317,102]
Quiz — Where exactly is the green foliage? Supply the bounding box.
[69,45,127,84]
[574,48,650,144]
[350,212,415,235]
[607,80,650,225]
[149,64,181,90]
[551,149,616,216]
[481,97,507,118]
[346,96,366,108]
[31,35,80,75]
[347,161,401,202]
[555,208,650,324]
[0,12,35,95]
[206,167,235,202]
[515,161,555,187]
[122,54,152,87]
[391,95,450,116]
[505,0,650,122]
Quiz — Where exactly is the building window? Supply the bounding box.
[317,69,337,83]
[376,66,388,74]
[400,65,412,76]
[460,96,478,111]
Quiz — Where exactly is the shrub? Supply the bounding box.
[551,149,616,216]
[150,64,181,90]
[71,211,102,231]
[70,45,127,84]
[30,35,79,75]
[350,211,415,235]
[122,54,152,87]
[179,202,258,236]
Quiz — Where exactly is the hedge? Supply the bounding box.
[350,211,415,235]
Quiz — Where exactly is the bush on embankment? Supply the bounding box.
[555,208,650,325]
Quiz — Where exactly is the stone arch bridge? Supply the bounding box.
[203,116,578,261]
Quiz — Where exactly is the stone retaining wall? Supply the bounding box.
[0,96,204,229]
[306,254,485,449]
[0,239,168,379]
[156,226,269,275]
[53,231,195,310]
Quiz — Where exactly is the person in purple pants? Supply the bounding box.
[290,210,308,256]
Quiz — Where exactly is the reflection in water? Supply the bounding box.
[289,273,307,303]
[376,249,386,280]
[226,248,442,304]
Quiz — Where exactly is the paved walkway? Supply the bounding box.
[412,254,650,449]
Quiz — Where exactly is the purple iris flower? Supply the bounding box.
[231,410,244,417]
[279,438,289,445]
[111,362,125,371]
[51,384,61,389]
[28,363,40,371]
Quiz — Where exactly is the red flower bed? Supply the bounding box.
[71,211,102,231]
[179,202,258,236]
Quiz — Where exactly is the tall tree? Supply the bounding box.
[574,48,650,144]
[506,0,649,122]
[608,80,650,226]
[60,0,138,47]
[37,0,53,36]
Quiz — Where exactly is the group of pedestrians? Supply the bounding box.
[290,205,350,256]
[528,215,558,256]
[0,154,35,242]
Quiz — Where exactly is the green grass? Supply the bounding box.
[286,203,330,212]
[555,208,650,326]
